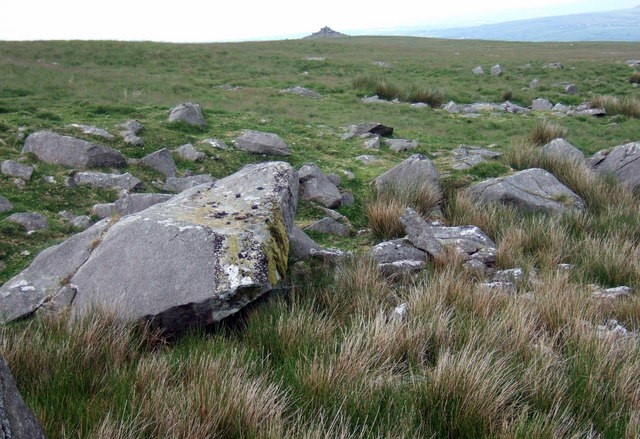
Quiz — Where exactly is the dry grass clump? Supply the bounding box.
[591,95,640,118]
[630,71,640,84]
[403,85,444,106]
[528,120,568,145]
[351,74,400,100]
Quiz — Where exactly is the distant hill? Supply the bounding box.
[416,6,640,42]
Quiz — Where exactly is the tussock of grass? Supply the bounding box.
[351,74,443,105]
[630,71,640,84]
[528,120,568,145]
[591,95,640,118]
[402,85,444,107]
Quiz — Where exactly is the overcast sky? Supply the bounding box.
[1,0,638,42]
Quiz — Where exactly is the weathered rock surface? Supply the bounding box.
[141,148,177,178]
[304,217,350,237]
[71,172,143,191]
[591,285,632,300]
[0,162,298,332]
[113,193,173,217]
[532,98,553,111]
[298,164,342,208]
[1,161,34,181]
[23,131,126,168]
[121,131,144,147]
[281,86,322,98]
[163,175,216,193]
[490,64,503,76]
[200,138,229,150]
[167,102,206,128]
[541,138,584,162]
[0,196,12,214]
[117,120,144,135]
[386,139,418,153]
[451,146,502,170]
[370,238,427,264]
[70,215,93,231]
[175,143,205,162]
[341,191,355,206]
[399,209,443,257]
[304,26,347,39]
[374,154,439,190]
[342,123,393,140]
[6,213,48,232]
[289,226,322,261]
[472,66,485,75]
[234,130,291,156]
[467,168,585,214]
[68,123,115,141]
[565,84,578,95]
[590,142,640,191]
[364,137,380,149]
[0,357,47,439]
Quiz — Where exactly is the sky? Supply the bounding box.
[1,0,638,42]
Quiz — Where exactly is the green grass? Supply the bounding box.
[1,36,640,438]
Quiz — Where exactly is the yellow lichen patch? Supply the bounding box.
[263,208,290,285]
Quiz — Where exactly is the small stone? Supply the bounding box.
[6,212,48,231]
[341,191,355,206]
[532,98,553,111]
[529,79,540,89]
[117,120,144,135]
[386,139,418,153]
[168,102,206,127]
[591,285,632,300]
[304,217,351,237]
[175,143,205,162]
[70,215,93,231]
[120,131,144,146]
[565,84,578,95]
[472,66,485,75]
[200,138,229,150]
[390,303,409,321]
[68,123,115,141]
[355,155,378,164]
[0,196,13,213]
[364,137,381,149]
[141,148,177,178]
[2,160,34,180]
[490,64,503,76]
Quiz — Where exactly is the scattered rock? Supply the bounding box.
[23,131,126,168]
[305,57,326,61]
[373,61,392,68]
[289,226,322,261]
[541,138,584,162]
[12,178,26,189]
[234,130,292,156]
[591,285,632,300]
[1,160,34,180]
[467,168,585,214]
[304,26,347,39]
[281,86,322,98]
[552,103,571,113]
[200,138,229,150]
[503,101,530,114]
[443,101,460,113]
[341,191,355,206]
[490,64,503,76]
[565,84,578,95]
[163,175,216,193]
[121,131,144,146]
[373,154,439,190]
[361,95,392,104]
[529,79,540,88]
[68,123,115,141]
[479,281,517,293]
[544,62,564,69]
[327,173,341,187]
[390,303,408,321]
[113,192,173,216]
[304,217,351,237]
[6,212,48,231]
[597,320,635,340]
[167,102,206,128]
[91,203,117,219]
[472,66,485,75]
[0,356,47,439]
[379,260,426,277]
[590,142,640,191]
[298,163,342,208]
[370,238,427,264]
[451,145,502,170]
[342,123,393,139]
[71,172,144,191]
[355,155,379,164]
[117,120,144,135]
[0,196,13,213]
[175,143,205,162]
[626,60,640,67]
[532,98,553,111]
[70,215,93,231]
[386,138,418,153]
[141,148,177,178]
[399,209,443,257]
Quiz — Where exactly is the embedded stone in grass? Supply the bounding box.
[1,160,34,181]
[342,123,394,140]
[355,155,379,164]
[544,62,564,69]
[200,138,229,150]
[541,138,584,163]
[280,86,322,98]
[298,163,342,208]
[141,148,177,178]
[0,195,13,213]
[117,119,144,135]
[369,238,427,264]
[565,83,578,95]
[6,212,48,231]
[304,217,351,237]
[163,174,216,193]
[68,123,115,141]
[386,138,418,153]
[466,168,585,214]
[471,66,484,75]
[234,130,292,156]
[373,154,439,190]
[22,131,126,168]
[532,98,553,111]
[451,145,502,170]
[590,141,640,191]
[167,102,207,128]
[490,64,503,76]
[70,215,93,231]
[175,143,205,162]
[289,226,322,262]
[71,171,144,191]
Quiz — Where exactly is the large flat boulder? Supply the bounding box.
[22,131,126,168]
[467,168,585,214]
[234,130,291,156]
[374,154,439,190]
[590,142,640,191]
[0,357,46,439]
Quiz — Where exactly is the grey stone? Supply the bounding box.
[281,86,322,98]
[1,161,34,181]
[529,79,540,88]
[12,179,25,189]
[327,173,341,187]
[565,84,578,95]
[117,120,144,135]
[141,148,177,178]
[597,320,635,339]
[532,98,553,111]
[374,154,439,190]
[68,123,115,141]
[480,281,517,293]
[167,102,206,128]
[490,64,503,76]
[72,172,144,191]
[370,238,427,264]
[70,215,93,231]
[591,285,632,300]
[503,102,530,114]
[0,357,47,439]
[541,138,584,162]
[390,303,409,321]
[399,208,444,256]
[113,193,173,216]
[304,217,351,237]
[22,131,126,168]
[304,26,347,39]
[92,203,117,219]
[571,108,606,117]
[234,130,291,156]
[364,137,380,149]
[200,138,229,150]
[298,164,342,208]
[379,260,426,276]
[467,168,585,214]
[472,66,485,75]
[451,146,502,170]
[626,60,640,67]
[342,123,393,140]
[386,139,418,153]
[120,131,144,147]
[544,62,564,69]
[591,142,640,191]
[373,61,392,68]
[0,220,109,323]
[552,103,571,113]
[0,196,12,214]
[341,191,355,206]
[163,175,216,193]
[6,213,48,231]
[355,155,378,164]
[443,101,460,113]
[175,143,205,162]
[289,226,322,261]
[361,95,391,104]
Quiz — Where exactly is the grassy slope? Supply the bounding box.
[1,37,640,438]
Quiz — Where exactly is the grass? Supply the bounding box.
[630,71,640,84]
[1,36,640,437]
[591,95,640,118]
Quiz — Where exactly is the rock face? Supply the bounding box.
[374,154,439,190]
[467,168,585,214]
[163,175,216,193]
[167,102,207,128]
[298,164,342,208]
[1,161,34,181]
[0,357,47,439]
[541,138,584,162]
[141,148,177,178]
[0,162,298,333]
[71,172,143,191]
[6,213,48,232]
[590,142,640,191]
[23,131,126,168]
[0,196,12,214]
[304,26,347,39]
[234,131,292,156]
[281,86,322,98]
